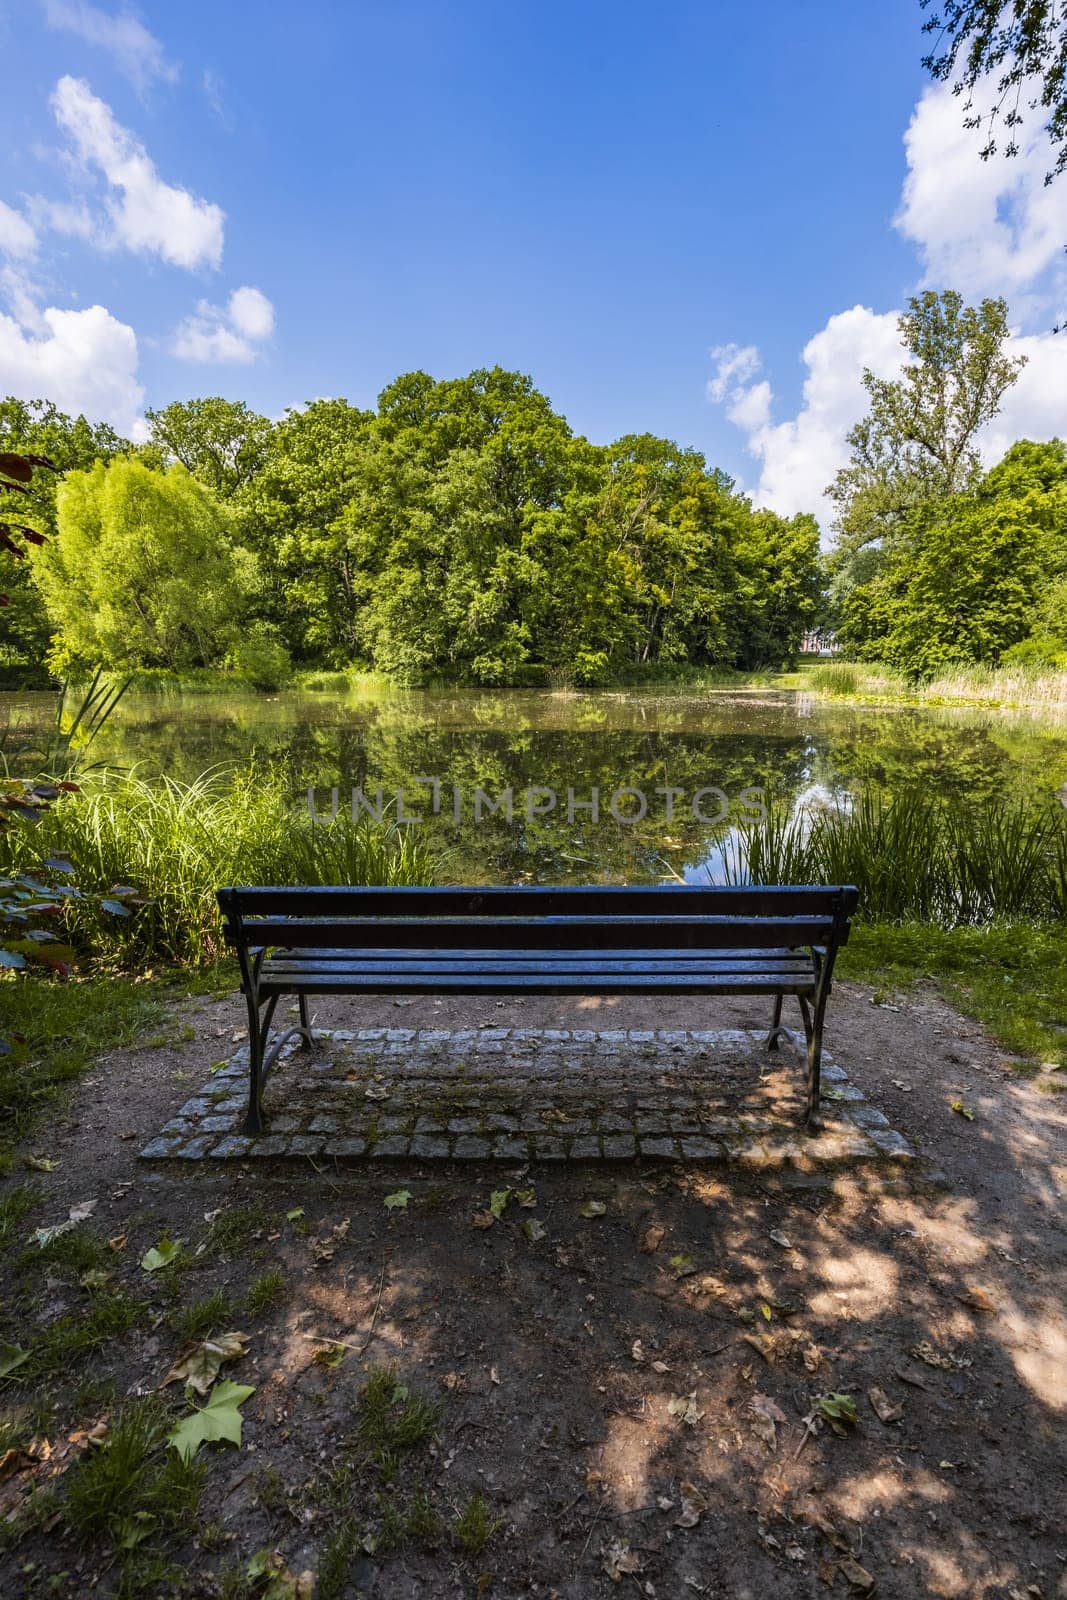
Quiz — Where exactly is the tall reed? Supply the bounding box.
[721,791,1067,926]
[0,767,436,964]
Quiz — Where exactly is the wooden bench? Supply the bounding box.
[217,884,859,1139]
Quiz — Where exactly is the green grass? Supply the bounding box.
[841,921,1067,1069]
[453,1492,501,1555]
[0,976,163,1154]
[0,766,438,965]
[246,1270,286,1317]
[358,1367,441,1456]
[62,1394,205,1550]
[168,1290,235,1343]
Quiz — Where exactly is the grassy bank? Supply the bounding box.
[841,921,1067,1070]
[784,659,1067,712]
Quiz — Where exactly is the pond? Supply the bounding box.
[4,684,1067,884]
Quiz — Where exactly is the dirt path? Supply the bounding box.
[2,978,1065,1599]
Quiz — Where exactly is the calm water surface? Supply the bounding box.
[4,685,1066,884]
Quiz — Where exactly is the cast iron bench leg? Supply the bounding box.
[765,994,784,1050]
[298,992,312,1049]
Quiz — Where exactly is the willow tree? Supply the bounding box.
[35,458,246,672]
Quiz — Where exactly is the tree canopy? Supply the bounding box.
[922,0,1067,182]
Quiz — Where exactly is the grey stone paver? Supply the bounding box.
[139,1026,917,1171]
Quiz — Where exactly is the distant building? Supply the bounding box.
[800,630,839,657]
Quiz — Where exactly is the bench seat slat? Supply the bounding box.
[260,955,816,979]
[225,916,840,951]
[260,945,818,965]
[257,970,817,996]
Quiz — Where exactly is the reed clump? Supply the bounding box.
[724,791,1067,926]
[0,767,436,964]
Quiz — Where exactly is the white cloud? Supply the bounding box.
[712,310,1067,536]
[48,75,224,270]
[40,1,178,95]
[896,82,1066,308]
[171,285,275,363]
[227,285,274,341]
[713,307,903,527]
[706,343,761,404]
[709,79,1067,540]
[0,200,38,259]
[0,302,143,433]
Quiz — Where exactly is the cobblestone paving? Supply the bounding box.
[140,1023,917,1168]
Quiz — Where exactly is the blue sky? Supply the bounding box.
[1,1,1064,528]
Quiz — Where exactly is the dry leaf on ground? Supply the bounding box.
[675,1481,708,1528]
[602,1538,645,1582]
[868,1385,904,1424]
[640,1224,665,1252]
[162,1333,249,1396]
[748,1392,788,1449]
[667,1392,704,1427]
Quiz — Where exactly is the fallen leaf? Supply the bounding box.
[630,1339,646,1364]
[802,1343,822,1373]
[816,1392,858,1432]
[748,1392,788,1450]
[140,1236,182,1272]
[162,1333,249,1396]
[167,1379,255,1463]
[769,1230,793,1249]
[286,1208,305,1222]
[311,1218,351,1264]
[670,1253,698,1279]
[364,1085,390,1101]
[0,1447,35,1481]
[23,1155,57,1172]
[867,1385,903,1424]
[579,1200,607,1218]
[489,1188,511,1218]
[80,1268,110,1291]
[838,1555,875,1593]
[312,1345,345,1371]
[958,1285,997,1314]
[602,1537,644,1582]
[107,1233,128,1253]
[247,1547,314,1599]
[667,1392,704,1427]
[0,1342,29,1377]
[515,1187,537,1208]
[651,1359,670,1374]
[641,1224,665,1253]
[909,1340,971,1371]
[675,1480,708,1528]
[383,1190,411,1210]
[522,1218,547,1242]
[950,1099,975,1120]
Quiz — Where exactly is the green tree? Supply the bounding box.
[828,290,1026,606]
[839,437,1067,672]
[236,398,373,663]
[35,459,246,672]
[143,398,273,499]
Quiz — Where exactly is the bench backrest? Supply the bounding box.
[218,885,859,953]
